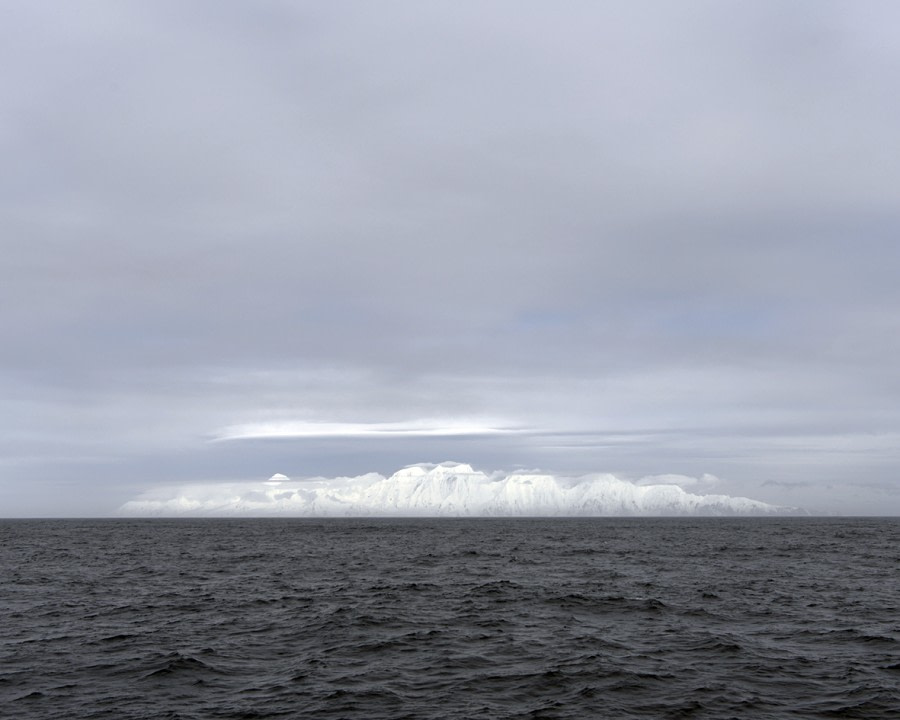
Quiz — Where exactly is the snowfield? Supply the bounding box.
[118,462,799,517]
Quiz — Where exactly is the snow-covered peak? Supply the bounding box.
[390,462,478,478]
[118,462,802,517]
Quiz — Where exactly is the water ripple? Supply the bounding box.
[1,517,898,719]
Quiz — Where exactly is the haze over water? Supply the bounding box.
[3,517,898,719]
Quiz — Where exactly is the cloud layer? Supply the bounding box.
[214,420,521,441]
[2,2,900,515]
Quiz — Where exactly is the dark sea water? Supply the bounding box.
[1,518,899,719]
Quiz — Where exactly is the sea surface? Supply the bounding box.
[1,518,898,719]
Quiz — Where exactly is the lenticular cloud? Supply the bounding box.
[118,462,798,517]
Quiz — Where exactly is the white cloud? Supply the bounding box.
[213,419,523,441]
[637,473,720,487]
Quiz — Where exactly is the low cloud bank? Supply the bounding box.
[118,462,800,517]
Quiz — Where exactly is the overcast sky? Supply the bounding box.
[2,1,899,516]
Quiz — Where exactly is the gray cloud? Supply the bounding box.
[2,1,900,516]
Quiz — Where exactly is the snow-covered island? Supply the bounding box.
[118,462,801,517]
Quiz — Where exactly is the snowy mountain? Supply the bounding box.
[118,462,799,517]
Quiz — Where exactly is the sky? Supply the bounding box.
[2,1,900,516]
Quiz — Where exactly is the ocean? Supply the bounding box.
[1,517,898,719]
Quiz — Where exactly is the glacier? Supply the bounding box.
[118,462,799,517]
